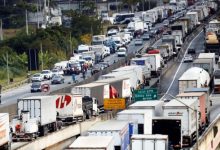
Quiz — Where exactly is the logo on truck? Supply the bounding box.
[56,95,71,109]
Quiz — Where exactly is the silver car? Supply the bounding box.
[134,39,143,45]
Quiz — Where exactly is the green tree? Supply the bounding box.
[122,0,140,12]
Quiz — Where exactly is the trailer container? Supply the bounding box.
[193,58,214,77]
[116,109,152,135]
[198,53,215,69]
[128,100,164,116]
[163,99,198,147]
[68,136,114,150]
[178,67,210,94]
[131,134,168,150]
[0,113,10,150]
[87,120,130,150]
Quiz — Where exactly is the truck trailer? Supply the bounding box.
[0,113,10,150]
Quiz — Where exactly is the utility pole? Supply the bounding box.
[37,1,39,29]
[69,32,72,55]
[142,0,145,11]
[26,10,29,35]
[40,43,43,70]
[148,0,150,10]
[116,0,118,13]
[0,19,3,41]
[3,0,5,7]
[6,52,9,85]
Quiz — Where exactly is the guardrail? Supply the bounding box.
[2,78,30,92]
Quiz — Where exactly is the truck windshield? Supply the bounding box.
[92,41,103,45]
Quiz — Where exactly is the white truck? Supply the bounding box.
[134,21,144,35]
[131,134,168,150]
[162,35,178,52]
[92,35,106,45]
[68,136,114,150]
[11,96,61,141]
[0,113,10,150]
[76,44,91,53]
[72,82,110,112]
[141,54,161,77]
[101,71,140,89]
[198,53,215,69]
[163,99,198,147]
[91,45,110,62]
[142,11,157,24]
[116,109,152,135]
[157,43,173,61]
[128,101,164,116]
[81,51,95,67]
[186,12,199,28]
[55,94,98,123]
[87,120,130,150]
[178,67,210,94]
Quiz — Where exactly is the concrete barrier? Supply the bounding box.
[15,112,115,150]
[192,114,220,150]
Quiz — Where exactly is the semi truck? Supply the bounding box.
[55,94,98,124]
[162,35,177,52]
[193,58,214,77]
[205,33,220,55]
[162,99,198,147]
[11,96,62,141]
[198,53,215,69]
[0,113,10,150]
[72,82,110,112]
[141,54,161,77]
[68,136,114,150]
[116,109,152,135]
[128,101,164,117]
[157,43,173,61]
[87,120,130,150]
[186,12,199,28]
[131,134,168,150]
[178,67,210,94]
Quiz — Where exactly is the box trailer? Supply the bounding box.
[198,53,215,69]
[68,136,114,150]
[128,100,164,116]
[193,58,214,77]
[95,77,131,98]
[87,120,130,150]
[116,109,152,135]
[11,96,60,141]
[178,67,210,93]
[72,82,110,110]
[163,99,198,147]
[0,113,10,150]
[157,43,173,60]
[141,54,161,77]
[176,92,207,129]
[186,12,199,27]
[131,134,168,150]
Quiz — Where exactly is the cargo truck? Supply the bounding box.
[152,117,182,149]
[171,23,186,47]
[178,67,210,94]
[68,136,114,150]
[198,53,215,68]
[95,77,131,98]
[186,12,199,28]
[177,92,207,131]
[178,17,193,34]
[55,94,98,124]
[184,87,211,125]
[205,33,220,56]
[11,96,62,141]
[157,43,173,61]
[131,134,168,150]
[162,35,177,52]
[191,9,204,21]
[213,69,220,94]
[72,82,110,112]
[87,120,130,150]
[0,113,10,150]
[128,101,164,116]
[162,99,198,147]
[193,58,214,77]
[116,109,152,135]
[141,54,161,77]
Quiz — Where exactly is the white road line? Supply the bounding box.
[161,30,203,100]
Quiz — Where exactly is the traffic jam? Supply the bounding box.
[1,0,220,150]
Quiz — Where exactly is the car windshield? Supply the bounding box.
[33,74,40,77]
[53,75,61,79]
[31,83,41,88]
[52,70,58,73]
[41,71,49,74]
[84,57,92,61]
[114,41,120,44]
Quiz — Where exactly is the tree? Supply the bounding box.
[122,0,140,12]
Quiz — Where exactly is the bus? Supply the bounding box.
[113,13,135,24]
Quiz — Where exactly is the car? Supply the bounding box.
[142,33,150,40]
[31,73,44,82]
[52,68,64,77]
[83,56,94,67]
[163,20,169,27]
[41,70,53,80]
[134,39,143,45]
[30,82,42,93]
[91,62,109,75]
[183,54,193,62]
[188,48,196,54]
[117,47,127,57]
[51,75,65,84]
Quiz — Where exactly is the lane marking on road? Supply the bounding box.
[161,30,203,100]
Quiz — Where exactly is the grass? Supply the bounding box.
[2,29,22,39]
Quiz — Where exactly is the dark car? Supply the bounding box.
[91,62,109,75]
[188,48,196,54]
[30,82,42,93]
[142,33,150,40]
[51,75,65,84]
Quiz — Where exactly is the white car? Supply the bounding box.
[31,73,44,82]
[117,47,127,57]
[41,70,53,80]
[134,39,143,45]
[52,68,64,77]
[183,54,193,62]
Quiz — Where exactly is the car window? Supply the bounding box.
[33,74,40,77]
[42,71,49,74]
[52,70,58,73]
